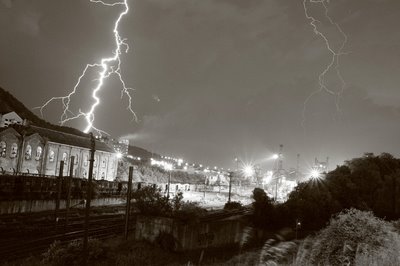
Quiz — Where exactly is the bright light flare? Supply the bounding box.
[242,164,255,177]
[116,152,123,159]
[272,154,279,160]
[310,168,322,179]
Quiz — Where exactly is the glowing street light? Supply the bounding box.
[310,168,321,179]
[116,152,123,159]
[242,164,255,177]
[272,154,279,160]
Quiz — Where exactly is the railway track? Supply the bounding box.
[0,206,250,262]
[0,209,135,262]
[0,223,132,262]
[0,208,126,238]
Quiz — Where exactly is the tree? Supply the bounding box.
[283,153,400,231]
[251,188,274,229]
[131,186,172,216]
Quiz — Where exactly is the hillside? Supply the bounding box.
[128,145,161,161]
[0,86,87,137]
[0,86,155,156]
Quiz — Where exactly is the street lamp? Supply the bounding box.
[310,168,321,179]
[272,154,280,201]
[242,164,255,178]
[163,163,173,199]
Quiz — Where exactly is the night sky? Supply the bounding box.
[1,0,400,171]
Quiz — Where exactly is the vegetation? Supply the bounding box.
[118,163,206,184]
[251,188,275,229]
[223,201,243,210]
[294,209,400,266]
[131,186,207,222]
[249,153,400,232]
[131,186,173,216]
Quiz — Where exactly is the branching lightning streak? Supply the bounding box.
[301,0,347,128]
[37,0,136,134]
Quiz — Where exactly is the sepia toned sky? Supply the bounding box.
[1,0,400,171]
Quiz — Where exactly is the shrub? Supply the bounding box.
[131,186,172,216]
[224,201,243,210]
[251,188,274,229]
[295,208,400,265]
[42,239,107,266]
[174,201,207,223]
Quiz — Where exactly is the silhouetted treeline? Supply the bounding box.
[251,153,400,231]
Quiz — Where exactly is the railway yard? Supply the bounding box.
[0,205,132,262]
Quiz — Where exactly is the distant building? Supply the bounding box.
[0,111,27,128]
[0,125,118,181]
[113,139,129,155]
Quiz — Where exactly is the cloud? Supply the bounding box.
[1,0,12,8]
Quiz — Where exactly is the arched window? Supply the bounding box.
[49,150,55,162]
[62,152,68,165]
[0,141,6,157]
[10,143,18,158]
[94,155,99,167]
[25,145,32,160]
[84,155,88,166]
[35,146,42,161]
[74,154,79,165]
[101,172,105,180]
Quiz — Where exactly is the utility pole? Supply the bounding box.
[124,166,133,240]
[167,170,171,199]
[83,133,95,263]
[55,160,64,231]
[393,174,397,218]
[296,154,300,180]
[228,172,233,203]
[204,176,206,200]
[326,156,330,172]
[275,144,283,201]
[64,156,74,233]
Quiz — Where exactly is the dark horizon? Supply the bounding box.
[1,0,400,170]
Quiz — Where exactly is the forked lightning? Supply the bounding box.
[302,0,348,128]
[38,0,136,134]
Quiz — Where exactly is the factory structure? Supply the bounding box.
[0,123,119,181]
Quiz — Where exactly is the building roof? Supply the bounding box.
[30,126,114,153]
[3,125,115,153]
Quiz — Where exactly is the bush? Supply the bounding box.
[295,208,400,265]
[251,188,274,229]
[224,201,243,210]
[42,239,107,266]
[174,201,207,223]
[131,186,172,216]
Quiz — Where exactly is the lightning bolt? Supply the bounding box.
[37,0,136,134]
[301,0,348,128]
